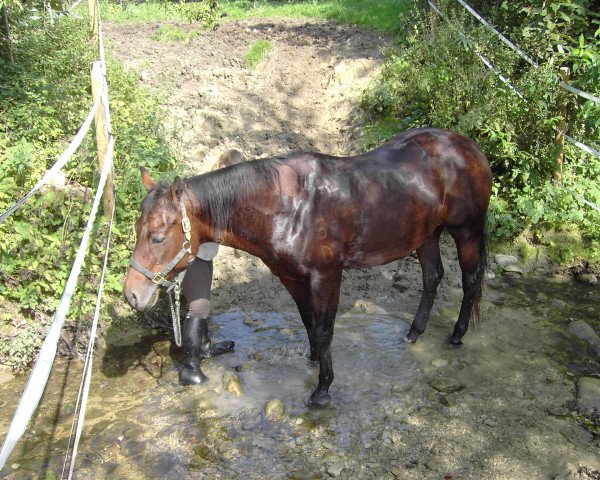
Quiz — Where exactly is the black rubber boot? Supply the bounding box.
[178,316,234,385]
[197,315,235,359]
[179,316,208,385]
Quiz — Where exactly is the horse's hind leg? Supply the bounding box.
[448,224,487,345]
[404,229,444,343]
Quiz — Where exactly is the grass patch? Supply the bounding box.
[101,0,220,26]
[152,25,202,43]
[244,39,274,69]
[223,0,411,33]
[101,0,411,33]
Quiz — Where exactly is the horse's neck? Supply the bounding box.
[187,166,278,258]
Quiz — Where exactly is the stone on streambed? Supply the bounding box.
[222,371,243,396]
[568,320,600,357]
[576,377,600,411]
[243,317,264,328]
[264,399,285,421]
[495,254,518,267]
[577,273,598,285]
[431,358,449,368]
[327,461,345,477]
[430,378,465,394]
[503,264,524,275]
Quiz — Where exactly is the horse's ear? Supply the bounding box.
[140,167,156,192]
[171,176,184,202]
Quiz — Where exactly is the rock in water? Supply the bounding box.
[577,377,600,411]
[568,320,600,357]
[222,371,243,396]
[577,273,598,285]
[327,462,345,477]
[264,399,285,421]
[431,358,449,368]
[503,264,524,275]
[430,378,465,394]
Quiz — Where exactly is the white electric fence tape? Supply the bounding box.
[0,100,98,225]
[0,137,115,471]
[553,179,600,214]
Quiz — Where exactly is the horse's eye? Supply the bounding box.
[152,236,166,245]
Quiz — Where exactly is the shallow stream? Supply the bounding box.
[0,274,599,479]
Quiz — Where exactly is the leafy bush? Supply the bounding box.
[361,0,600,267]
[0,13,177,370]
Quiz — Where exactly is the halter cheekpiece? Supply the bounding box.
[129,195,195,347]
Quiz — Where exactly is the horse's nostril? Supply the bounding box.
[128,291,138,308]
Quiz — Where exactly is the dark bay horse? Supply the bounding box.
[123,127,492,407]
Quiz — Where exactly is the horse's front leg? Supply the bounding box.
[306,271,342,408]
[280,276,319,363]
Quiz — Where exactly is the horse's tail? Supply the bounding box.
[469,227,488,328]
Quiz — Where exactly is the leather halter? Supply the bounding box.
[129,195,196,289]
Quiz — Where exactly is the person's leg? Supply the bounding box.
[178,258,234,385]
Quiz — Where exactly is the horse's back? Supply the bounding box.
[269,128,491,269]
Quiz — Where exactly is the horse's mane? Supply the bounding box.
[186,159,279,235]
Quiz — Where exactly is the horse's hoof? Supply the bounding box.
[403,330,421,343]
[446,337,463,348]
[306,392,332,409]
[179,366,208,385]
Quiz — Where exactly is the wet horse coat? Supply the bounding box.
[124,127,492,407]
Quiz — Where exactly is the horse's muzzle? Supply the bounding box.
[123,269,160,311]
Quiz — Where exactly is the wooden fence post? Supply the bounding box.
[554,66,570,182]
[90,61,114,218]
[89,0,98,43]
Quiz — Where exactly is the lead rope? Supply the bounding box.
[168,271,185,347]
[170,196,192,347]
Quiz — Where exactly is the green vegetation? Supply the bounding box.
[361,0,600,269]
[244,39,273,69]
[0,11,177,370]
[102,0,411,33]
[103,0,222,26]
[222,0,411,33]
[152,24,202,42]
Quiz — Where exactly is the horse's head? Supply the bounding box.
[123,168,197,311]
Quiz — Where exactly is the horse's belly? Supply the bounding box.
[343,211,440,269]
[344,245,413,269]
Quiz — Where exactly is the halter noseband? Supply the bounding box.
[129,195,196,290]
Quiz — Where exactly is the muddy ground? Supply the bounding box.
[1,17,599,480]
